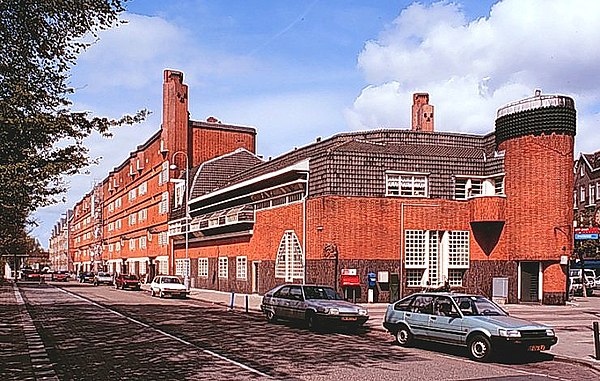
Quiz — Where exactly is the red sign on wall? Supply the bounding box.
[575,227,600,235]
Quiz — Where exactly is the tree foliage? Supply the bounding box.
[0,0,147,256]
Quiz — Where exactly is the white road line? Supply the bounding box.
[57,287,272,379]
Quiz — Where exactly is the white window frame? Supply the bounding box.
[174,182,185,208]
[198,258,209,278]
[159,192,169,214]
[386,172,428,197]
[139,236,147,249]
[236,256,247,280]
[129,214,136,226]
[139,181,148,195]
[138,208,147,222]
[159,161,170,185]
[275,230,304,282]
[175,259,190,277]
[115,197,122,208]
[129,239,135,250]
[128,188,137,202]
[589,184,596,205]
[218,257,228,278]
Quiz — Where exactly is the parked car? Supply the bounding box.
[51,271,70,282]
[93,272,114,286]
[568,276,585,296]
[595,276,600,290]
[260,284,369,331]
[149,275,189,298]
[383,292,557,362]
[21,268,42,282]
[78,272,95,283]
[114,274,141,290]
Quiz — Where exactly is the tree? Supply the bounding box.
[0,0,147,256]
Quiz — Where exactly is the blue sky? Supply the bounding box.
[34,0,600,247]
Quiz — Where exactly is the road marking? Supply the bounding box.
[57,287,272,379]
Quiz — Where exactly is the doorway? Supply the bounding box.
[252,261,260,293]
[520,262,540,302]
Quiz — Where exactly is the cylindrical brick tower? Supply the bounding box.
[495,92,576,305]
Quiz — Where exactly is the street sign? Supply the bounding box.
[575,233,599,240]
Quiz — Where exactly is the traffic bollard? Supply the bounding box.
[245,295,249,313]
[229,291,235,310]
[594,321,600,360]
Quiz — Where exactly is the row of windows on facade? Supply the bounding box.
[575,182,600,207]
[386,174,504,199]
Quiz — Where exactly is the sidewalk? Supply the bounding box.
[176,285,600,371]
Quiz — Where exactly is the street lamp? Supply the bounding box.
[170,151,190,290]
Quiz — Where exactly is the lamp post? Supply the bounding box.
[170,151,190,290]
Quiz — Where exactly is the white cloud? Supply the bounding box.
[347,0,600,155]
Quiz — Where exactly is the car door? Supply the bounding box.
[428,296,465,344]
[404,295,434,338]
[272,286,292,318]
[288,285,305,320]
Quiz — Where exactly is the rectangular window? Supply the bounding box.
[406,269,424,287]
[236,256,247,280]
[198,258,209,278]
[159,161,169,185]
[108,244,114,252]
[138,209,147,222]
[159,192,169,214]
[448,269,464,287]
[158,232,168,247]
[597,183,600,201]
[139,236,146,249]
[175,259,190,277]
[116,242,121,252]
[108,202,114,213]
[116,219,122,229]
[174,182,185,208]
[218,257,228,278]
[386,173,427,197]
[404,230,426,268]
[139,181,147,195]
[494,176,504,195]
[128,188,137,202]
[129,214,136,226]
[108,222,114,232]
[115,197,122,208]
[158,260,168,275]
[129,239,135,250]
[589,184,596,205]
[581,186,585,204]
[448,231,470,268]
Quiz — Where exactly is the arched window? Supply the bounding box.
[275,230,304,282]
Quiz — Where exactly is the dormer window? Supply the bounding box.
[386,172,428,197]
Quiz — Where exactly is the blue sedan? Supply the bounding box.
[383,292,557,361]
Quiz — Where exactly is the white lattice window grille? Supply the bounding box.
[386,174,428,197]
[404,230,426,268]
[406,269,425,287]
[275,230,304,282]
[129,214,136,226]
[218,257,228,278]
[448,231,470,268]
[129,239,135,250]
[174,182,185,208]
[139,181,147,195]
[448,269,464,287]
[139,236,146,249]
[159,192,169,214]
[140,261,147,275]
[198,258,209,277]
[428,231,439,286]
[236,256,247,280]
[158,260,168,275]
[175,259,190,277]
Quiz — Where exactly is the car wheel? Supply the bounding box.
[93,282,97,286]
[159,290,164,298]
[394,324,413,347]
[114,283,118,289]
[306,312,320,331]
[265,309,277,323]
[468,334,493,362]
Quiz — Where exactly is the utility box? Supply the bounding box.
[492,277,509,305]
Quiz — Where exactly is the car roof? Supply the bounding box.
[406,292,483,298]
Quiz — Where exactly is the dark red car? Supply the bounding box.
[114,274,141,290]
[51,271,70,282]
[21,269,42,282]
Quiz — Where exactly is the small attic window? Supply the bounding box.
[580,165,585,177]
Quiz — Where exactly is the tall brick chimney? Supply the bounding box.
[162,69,190,170]
[411,93,434,132]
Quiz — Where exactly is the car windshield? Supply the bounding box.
[302,286,343,300]
[452,295,507,316]
[98,272,110,277]
[162,277,181,284]
[124,275,138,280]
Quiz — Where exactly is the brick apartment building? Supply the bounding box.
[168,89,576,305]
[48,210,72,272]
[574,149,600,226]
[57,69,576,305]
[67,70,256,279]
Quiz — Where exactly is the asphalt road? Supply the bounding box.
[11,282,600,380]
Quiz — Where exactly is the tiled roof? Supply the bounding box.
[331,139,486,159]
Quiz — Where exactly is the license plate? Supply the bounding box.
[527,345,546,352]
[341,317,357,321]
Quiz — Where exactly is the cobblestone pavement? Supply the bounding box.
[4,281,600,380]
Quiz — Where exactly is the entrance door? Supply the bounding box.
[252,261,259,293]
[520,262,540,302]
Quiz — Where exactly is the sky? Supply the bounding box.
[34,0,600,247]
